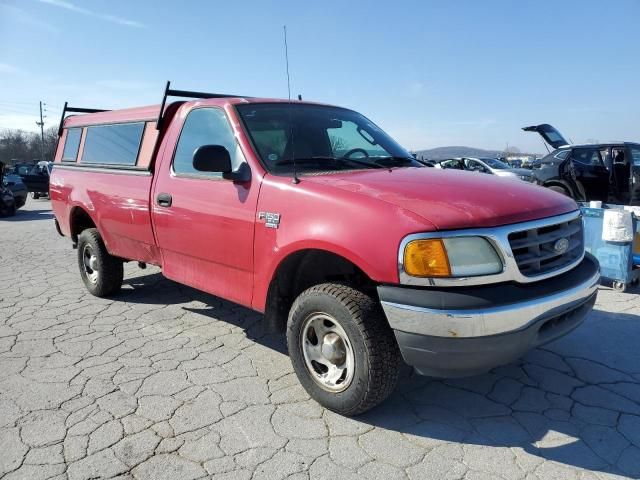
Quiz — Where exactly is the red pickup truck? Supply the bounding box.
[50,84,600,415]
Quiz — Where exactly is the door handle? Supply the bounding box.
[156,192,172,207]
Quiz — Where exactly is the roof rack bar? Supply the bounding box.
[65,107,108,114]
[156,82,171,131]
[156,80,250,130]
[167,88,245,99]
[57,101,109,136]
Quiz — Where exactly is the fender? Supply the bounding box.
[252,241,378,313]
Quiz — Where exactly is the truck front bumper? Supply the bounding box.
[378,253,600,377]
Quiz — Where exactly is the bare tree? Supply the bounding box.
[0,126,58,165]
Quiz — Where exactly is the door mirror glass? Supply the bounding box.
[192,145,232,173]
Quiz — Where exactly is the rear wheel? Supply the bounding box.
[77,228,123,297]
[287,283,401,416]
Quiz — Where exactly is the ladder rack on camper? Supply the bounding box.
[57,80,252,136]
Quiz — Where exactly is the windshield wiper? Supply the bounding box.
[369,156,416,167]
[274,156,383,169]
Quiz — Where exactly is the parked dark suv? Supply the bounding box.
[524,124,640,204]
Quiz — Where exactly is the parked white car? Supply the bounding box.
[435,157,533,181]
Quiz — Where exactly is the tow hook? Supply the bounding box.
[138,262,147,269]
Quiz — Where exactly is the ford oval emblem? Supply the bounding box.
[553,238,570,254]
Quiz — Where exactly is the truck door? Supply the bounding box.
[151,107,259,307]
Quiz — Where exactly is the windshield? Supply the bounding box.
[236,103,419,174]
[481,158,510,169]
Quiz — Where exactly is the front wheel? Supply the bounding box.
[287,283,401,416]
[548,185,570,196]
[613,281,627,292]
[77,228,123,297]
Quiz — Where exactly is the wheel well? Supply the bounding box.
[70,208,96,244]
[544,181,573,197]
[264,249,375,331]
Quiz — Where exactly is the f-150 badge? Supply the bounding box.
[258,212,281,229]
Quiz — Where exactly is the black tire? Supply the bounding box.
[0,199,16,216]
[31,192,40,200]
[548,185,570,196]
[77,228,123,297]
[613,281,627,292]
[287,283,401,416]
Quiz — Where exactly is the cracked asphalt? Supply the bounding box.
[1,200,640,480]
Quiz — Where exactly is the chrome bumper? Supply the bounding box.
[380,262,600,339]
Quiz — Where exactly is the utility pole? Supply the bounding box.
[35,101,46,162]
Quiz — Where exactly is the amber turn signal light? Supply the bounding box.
[403,239,452,277]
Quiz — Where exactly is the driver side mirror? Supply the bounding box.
[192,145,250,182]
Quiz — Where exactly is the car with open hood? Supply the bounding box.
[49,83,600,415]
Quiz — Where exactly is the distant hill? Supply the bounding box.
[413,146,505,160]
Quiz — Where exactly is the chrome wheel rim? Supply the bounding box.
[301,312,355,392]
[82,245,99,284]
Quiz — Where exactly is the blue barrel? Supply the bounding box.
[581,206,637,285]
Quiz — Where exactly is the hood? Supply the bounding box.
[303,167,577,230]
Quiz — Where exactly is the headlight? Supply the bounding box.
[403,237,503,277]
[519,175,531,181]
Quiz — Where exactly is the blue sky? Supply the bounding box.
[1,0,639,153]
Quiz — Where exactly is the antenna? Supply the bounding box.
[284,25,299,184]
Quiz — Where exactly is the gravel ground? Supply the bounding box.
[1,199,639,480]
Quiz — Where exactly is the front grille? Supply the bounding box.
[508,216,583,277]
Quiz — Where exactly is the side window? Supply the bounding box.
[441,159,463,170]
[82,123,144,165]
[465,160,486,172]
[62,128,82,162]
[631,148,640,166]
[571,148,603,166]
[173,108,245,177]
[554,150,569,160]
